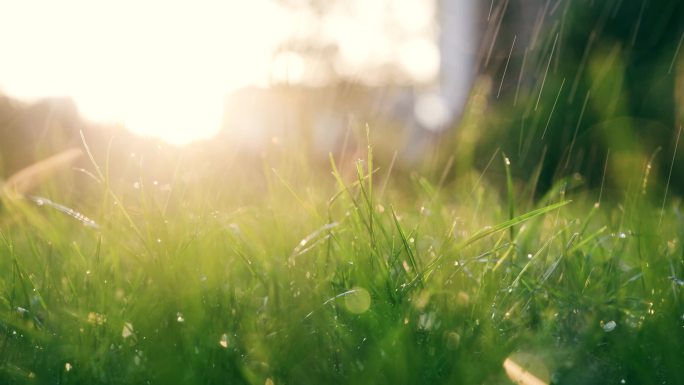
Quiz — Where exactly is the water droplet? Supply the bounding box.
[445,332,461,350]
[527,253,533,259]
[122,322,134,338]
[418,312,437,330]
[65,363,72,372]
[344,288,371,314]
[602,320,616,332]
[176,312,185,323]
[503,352,550,385]
[402,260,411,272]
[219,333,229,348]
[87,312,106,325]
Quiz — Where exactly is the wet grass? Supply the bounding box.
[0,139,682,385]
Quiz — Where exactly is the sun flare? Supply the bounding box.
[0,0,288,144]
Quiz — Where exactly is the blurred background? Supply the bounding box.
[0,0,682,196]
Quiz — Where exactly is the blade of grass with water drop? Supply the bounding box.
[503,153,516,240]
[411,200,571,289]
[390,205,421,287]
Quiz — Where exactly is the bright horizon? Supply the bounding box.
[0,0,292,145]
[0,0,439,145]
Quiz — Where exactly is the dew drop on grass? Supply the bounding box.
[219,333,229,348]
[344,288,371,314]
[176,312,185,323]
[65,362,72,372]
[445,331,461,350]
[602,320,616,332]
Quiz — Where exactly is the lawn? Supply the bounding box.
[1,130,682,384]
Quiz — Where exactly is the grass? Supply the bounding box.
[0,134,682,385]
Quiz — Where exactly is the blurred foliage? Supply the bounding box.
[477,0,683,196]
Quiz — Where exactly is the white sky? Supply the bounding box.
[0,0,438,144]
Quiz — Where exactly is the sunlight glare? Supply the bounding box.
[0,0,288,144]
